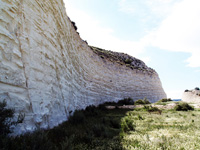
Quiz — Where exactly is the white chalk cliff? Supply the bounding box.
[0,0,166,134]
[182,89,200,103]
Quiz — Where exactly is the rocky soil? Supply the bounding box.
[90,46,155,74]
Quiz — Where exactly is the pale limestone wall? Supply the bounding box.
[0,0,166,134]
[182,90,200,103]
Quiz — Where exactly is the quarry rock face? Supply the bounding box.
[182,89,200,103]
[0,0,166,134]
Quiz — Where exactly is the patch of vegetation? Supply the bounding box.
[155,98,173,105]
[121,116,135,133]
[1,104,129,150]
[100,98,134,107]
[68,110,86,124]
[121,107,200,150]
[2,101,200,150]
[117,98,134,105]
[195,87,200,90]
[0,100,24,137]
[68,17,78,32]
[124,58,132,64]
[158,98,172,103]
[135,98,151,105]
[71,21,77,31]
[174,102,194,111]
[144,106,162,114]
[89,46,155,74]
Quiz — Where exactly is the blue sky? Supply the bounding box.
[64,0,200,99]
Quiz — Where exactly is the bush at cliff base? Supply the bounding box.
[157,98,172,103]
[174,102,194,111]
[0,100,24,137]
[135,98,151,105]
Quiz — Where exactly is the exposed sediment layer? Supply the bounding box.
[0,0,166,134]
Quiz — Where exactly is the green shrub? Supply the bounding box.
[92,124,106,137]
[185,89,189,92]
[71,21,77,31]
[160,98,172,102]
[143,105,162,114]
[135,98,151,105]
[195,87,199,90]
[100,55,104,59]
[137,114,144,120]
[117,98,134,105]
[174,102,194,111]
[110,118,121,129]
[104,101,117,105]
[135,99,145,105]
[143,98,151,104]
[148,106,160,112]
[124,58,132,64]
[84,105,100,116]
[143,105,156,111]
[0,100,24,136]
[121,116,135,132]
[99,98,134,107]
[98,104,107,110]
[85,105,96,113]
[68,110,85,124]
[155,98,173,106]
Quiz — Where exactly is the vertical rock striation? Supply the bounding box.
[0,0,166,134]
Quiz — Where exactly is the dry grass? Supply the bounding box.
[2,101,200,150]
[122,110,200,150]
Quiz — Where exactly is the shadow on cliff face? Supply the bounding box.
[1,101,134,150]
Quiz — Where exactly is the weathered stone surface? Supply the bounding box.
[182,89,200,103]
[0,0,166,134]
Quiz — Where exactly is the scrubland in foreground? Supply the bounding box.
[1,100,200,150]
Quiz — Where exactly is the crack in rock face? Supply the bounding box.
[0,0,167,135]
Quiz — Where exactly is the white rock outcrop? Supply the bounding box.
[182,89,200,103]
[0,0,166,134]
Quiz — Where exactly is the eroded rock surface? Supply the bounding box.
[182,89,200,103]
[0,0,166,134]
